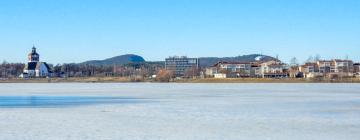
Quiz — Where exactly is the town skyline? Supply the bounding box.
[1,0,359,63]
[0,46,358,64]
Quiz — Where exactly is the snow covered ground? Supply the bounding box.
[0,83,359,140]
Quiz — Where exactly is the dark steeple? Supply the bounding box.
[28,45,40,62]
[32,45,37,54]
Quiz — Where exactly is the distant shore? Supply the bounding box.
[1,77,360,83]
[177,78,360,83]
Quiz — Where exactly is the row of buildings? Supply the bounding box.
[299,60,359,78]
[17,46,360,79]
[164,56,288,78]
[206,60,288,78]
[164,56,360,79]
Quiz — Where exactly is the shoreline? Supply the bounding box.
[1,77,360,83]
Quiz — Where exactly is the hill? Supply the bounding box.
[198,54,279,67]
[82,54,145,66]
[80,54,278,67]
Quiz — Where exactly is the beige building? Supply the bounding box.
[259,60,288,78]
[300,59,354,78]
[213,62,252,78]
[209,60,288,78]
[205,67,218,77]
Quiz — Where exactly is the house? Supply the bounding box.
[208,59,287,78]
[213,61,252,78]
[300,59,354,78]
[20,46,52,78]
[354,63,360,77]
[317,60,332,73]
[332,59,353,73]
[205,67,218,77]
[259,60,288,78]
[300,62,321,78]
[354,63,360,73]
[214,73,227,78]
[250,64,262,78]
[329,59,354,78]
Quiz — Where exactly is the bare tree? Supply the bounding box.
[314,54,321,62]
[184,66,199,78]
[156,69,174,82]
[306,55,314,63]
[290,57,299,66]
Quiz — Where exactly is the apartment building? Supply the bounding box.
[300,59,354,78]
[212,61,252,77]
[165,56,199,77]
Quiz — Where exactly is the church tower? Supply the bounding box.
[28,45,40,62]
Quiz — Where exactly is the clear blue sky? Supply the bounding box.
[0,0,359,64]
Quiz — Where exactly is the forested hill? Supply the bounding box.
[81,54,145,66]
[81,54,278,67]
[198,54,279,67]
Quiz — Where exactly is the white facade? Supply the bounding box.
[214,73,227,78]
[209,60,287,78]
[260,60,287,78]
[21,47,52,78]
[205,67,218,77]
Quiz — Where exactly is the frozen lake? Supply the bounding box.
[0,83,359,140]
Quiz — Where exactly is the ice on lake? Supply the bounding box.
[0,96,144,108]
[0,83,359,140]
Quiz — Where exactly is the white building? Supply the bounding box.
[214,73,227,78]
[205,67,218,77]
[259,60,288,78]
[213,62,252,78]
[300,59,354,78]
[20,46,52,78]
[209,60,288,78]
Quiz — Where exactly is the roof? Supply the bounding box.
[317,59,352,63]
[43,63,51,70]
[251,64,261,67]
[317,60,332,62]
[24,62,50,71]
[268,64,285,67]
[333,59,353,62]
[301,63,318,68]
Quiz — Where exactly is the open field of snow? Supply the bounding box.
[0,83,359,140]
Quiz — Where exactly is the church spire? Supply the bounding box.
[28,45,40,62]
[32,45,37,53]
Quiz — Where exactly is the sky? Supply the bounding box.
[0,0,359,64]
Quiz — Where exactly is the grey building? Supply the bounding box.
[165,56,199,77]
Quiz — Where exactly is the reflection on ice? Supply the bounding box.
[0,96,143,108]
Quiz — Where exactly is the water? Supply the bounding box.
[0,83,359,140]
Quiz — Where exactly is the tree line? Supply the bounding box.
[0,61,165,79]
